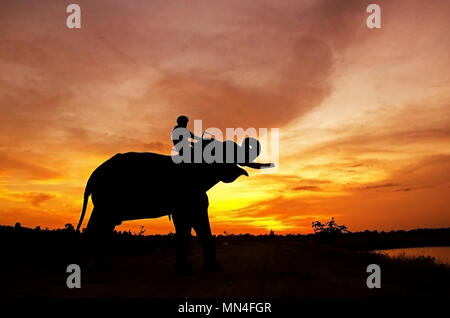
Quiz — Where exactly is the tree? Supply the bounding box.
[312,217,349,235]
[65,223,75,231]
[138,225,146,236]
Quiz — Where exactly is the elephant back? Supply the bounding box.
[88,152,246,206]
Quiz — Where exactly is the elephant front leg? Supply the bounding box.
[172,213,193,270]
[192,209,220,272]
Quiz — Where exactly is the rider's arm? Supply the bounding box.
[189,130,203,141]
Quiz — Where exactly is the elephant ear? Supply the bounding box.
[220,164,249,183]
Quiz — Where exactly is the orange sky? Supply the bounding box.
[0,0,449,234]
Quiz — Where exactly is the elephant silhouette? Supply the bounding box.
[76,137,273,271]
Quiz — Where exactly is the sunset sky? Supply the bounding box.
[0,0,449,234]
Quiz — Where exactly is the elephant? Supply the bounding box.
[76,137,272,271]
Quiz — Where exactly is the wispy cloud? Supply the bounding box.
[2,192,56,206]
[361,183,401,191]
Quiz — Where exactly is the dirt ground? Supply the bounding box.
[3,236,449,299]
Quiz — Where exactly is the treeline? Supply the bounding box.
[1,223,449,251]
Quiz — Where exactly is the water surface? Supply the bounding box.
[376,246,450,264]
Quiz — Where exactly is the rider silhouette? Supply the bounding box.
[171,115,273,168]
[171,115,201,157]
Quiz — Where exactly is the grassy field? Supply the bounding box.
[1,226,449,299]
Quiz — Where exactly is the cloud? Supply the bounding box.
[152,0,372,129]
[393,186,434,192]
[57,127,170,155]
[155,35,333,129]
[294,100,450,165]
[0,0,371,144]
[292,185,322,192]
[392,155,450,188]
[0,151,60,180]
[6,192,56,207]
[361,183,401,191]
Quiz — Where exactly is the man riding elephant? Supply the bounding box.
[76,116,274,271]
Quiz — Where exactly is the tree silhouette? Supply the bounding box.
[64,223,75,231]
[138,225,146,236]
[312,217,350,235]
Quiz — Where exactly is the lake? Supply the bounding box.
[375,246,450,264]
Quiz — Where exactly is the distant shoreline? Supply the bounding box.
[2,224,449,252]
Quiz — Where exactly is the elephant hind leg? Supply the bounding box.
[85,208,116,238]
[84,208,116,270]
[172,213,193,270]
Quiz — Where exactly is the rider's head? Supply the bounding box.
[176,115,189,128]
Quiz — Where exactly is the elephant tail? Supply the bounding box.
[76,180,92,232]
